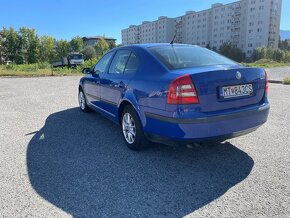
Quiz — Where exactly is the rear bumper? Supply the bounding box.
[146,126,259,146]
[143,103,269,143]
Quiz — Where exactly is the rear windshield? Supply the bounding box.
[148,45,237,70]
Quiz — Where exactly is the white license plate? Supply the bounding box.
[220,84,253,99]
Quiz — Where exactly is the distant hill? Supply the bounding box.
[280,30,290,40]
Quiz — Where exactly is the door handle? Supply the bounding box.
[112,81,125,88]
[118,81,125,88]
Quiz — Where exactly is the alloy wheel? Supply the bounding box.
[122,112,136,144]
[79,91,86,110]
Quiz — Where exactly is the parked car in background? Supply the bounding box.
[52,52,84,68]
[78,43,269,150]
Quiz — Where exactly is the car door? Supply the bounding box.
[100,49,139,117]
[83,52,114,109]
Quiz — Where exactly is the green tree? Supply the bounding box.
[39,36,55,62]
[219,43,244,62]
[273,49,284,62]
[95,38,109,56]
[252,47,288,62]
[82,46,96,60]
[18,27,30,62]
[279,38,290,51]
[55,39,69,58]
[27,29,39,63]
[0,27,21,63]
[206,42,211,49]
[284,51,290,62]
[17,27,40,63]
[108,41,116,50]
[70,36,83,52]
[252,47,263,61]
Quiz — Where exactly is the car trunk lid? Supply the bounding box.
[174,65,266,112]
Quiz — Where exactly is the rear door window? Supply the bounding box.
[124,53,139,74]
[109,50,131,74]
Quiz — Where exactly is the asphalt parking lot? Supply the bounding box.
[266,66,290,82]
[0,76,289,217]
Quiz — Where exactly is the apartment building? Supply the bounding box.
[121,17,175,44]
[121,0,282,57]
[82,36,116,48]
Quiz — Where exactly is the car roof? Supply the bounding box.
[119,43,199,50]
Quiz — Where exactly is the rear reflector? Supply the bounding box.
[166,74,199,104]
[264,70,268,94]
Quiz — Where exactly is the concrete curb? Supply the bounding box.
[268,80,283,84]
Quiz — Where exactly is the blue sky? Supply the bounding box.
[0,0,289,44]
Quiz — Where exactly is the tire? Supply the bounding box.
[121,105,149,150]
[78,88,90,113]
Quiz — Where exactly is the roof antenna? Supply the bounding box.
[170,32,177,45]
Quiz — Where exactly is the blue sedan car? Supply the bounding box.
[78,44,269,150]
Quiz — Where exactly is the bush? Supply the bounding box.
[4,62,51,72]
[218,43,244,62]
[37,62,51,69]
[252,47,289,63]
[283,51,290,62]
[82,46,96,60]
[283,77,290,85]
[5,64,16,70]
[254,59,278,65]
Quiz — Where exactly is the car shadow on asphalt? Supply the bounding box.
[26,107,254,217]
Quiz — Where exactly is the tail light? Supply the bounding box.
[265,70,268,94]
[166,74,199,104]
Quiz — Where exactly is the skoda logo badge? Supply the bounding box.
[236,71,242,80]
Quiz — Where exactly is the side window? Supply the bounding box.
[124,53,139,74]
[93,52,113,74]
[109,50,131,74]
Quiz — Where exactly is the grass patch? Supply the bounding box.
[0,64,82,77]
[241,59,290,68]
[283,77,290,85]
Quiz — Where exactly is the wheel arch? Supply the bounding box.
[118,100,136,124]
[118,97,146,129]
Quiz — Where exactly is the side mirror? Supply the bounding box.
[82,68,91,74]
